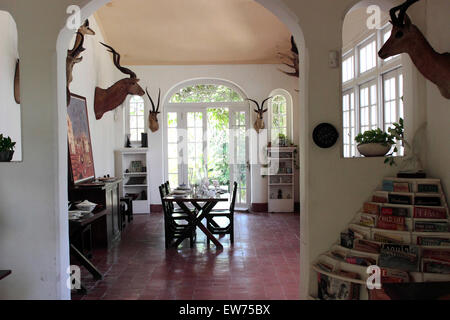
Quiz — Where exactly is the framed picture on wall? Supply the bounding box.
[67,94,95,185]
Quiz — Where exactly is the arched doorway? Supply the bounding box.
[56,0,308,299]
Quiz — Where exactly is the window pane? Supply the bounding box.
[342,55,354,82]
[169,84,244,103]
[359,40,376,73]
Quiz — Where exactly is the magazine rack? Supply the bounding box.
[311,177,450,300]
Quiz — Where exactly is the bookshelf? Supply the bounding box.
[311,176,450,300]
[267,147,296,213]
[114,148,150,215]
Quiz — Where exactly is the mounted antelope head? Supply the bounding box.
[278,36,299,78]
[379,0,450,99]
[66,20,96,104]
[146,87,161,133]
[94,43,145,120]
[247,97,272,133]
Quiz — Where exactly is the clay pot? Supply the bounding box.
[357,143,392,157]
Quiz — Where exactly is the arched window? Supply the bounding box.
[128,95,145,142]
[169,84,244,104]
[342,4,404,158]
[269,89,292,144]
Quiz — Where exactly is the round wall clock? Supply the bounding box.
[312,123,339,148]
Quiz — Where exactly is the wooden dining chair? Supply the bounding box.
[206,181,238,245]
[159,185,195,248]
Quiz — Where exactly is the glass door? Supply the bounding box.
[165,107,250,209]
[230,109,250,209]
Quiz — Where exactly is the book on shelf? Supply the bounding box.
[354,239,381,254]
[421,249,450,274]
[373,232,404,244]
[381,207,409,217]
[393,182,410,193]
[388,194,412,205]
[360,213,377,227]
[418,184,439,193]
[372,195,388,203]
[315,262,334,273]
[414,207,447,219]
[368,268,410,300]
[417,236,450,247]
[414,196,441,207]
[377,216,407,231]
[317,270,360,300]
[363,202,380,215]
[422,259,450,274]
[340,228,365,249]
[345,255,376,267]
[378,244,419,272]
[415,221,449,233]
[382,180,394,192]
[330,250,376,267]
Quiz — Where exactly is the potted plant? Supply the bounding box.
[355,128,395,157]
[275,133,287,147]
[0,134,16,162]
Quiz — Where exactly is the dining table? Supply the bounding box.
[163,190,229,249]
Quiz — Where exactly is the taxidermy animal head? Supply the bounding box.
[14,59,20,104]
[247,97,272,133]
[66,20,96,104]
[146,87,161,133]
[379,0,450,99]
[94,43,145,120]
[278,36,299,78]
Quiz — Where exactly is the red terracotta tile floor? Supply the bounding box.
[71,211,300,300]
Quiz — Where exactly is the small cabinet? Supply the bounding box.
[69,180,121,248]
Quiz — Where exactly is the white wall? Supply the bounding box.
[425,0,450,196]
[69,17,122,177]
[0,11,21,161]
[120,64,299,206]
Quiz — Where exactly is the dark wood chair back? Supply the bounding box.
[229,182,238,213]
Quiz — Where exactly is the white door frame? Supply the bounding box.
[163,102,251,208]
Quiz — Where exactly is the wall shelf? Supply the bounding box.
[267,147,296,213]
[115,149,151,215]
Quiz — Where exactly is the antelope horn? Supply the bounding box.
[100,42,137,79]
[156,89,161,113]
[290,36,299,55]
[246,98,261,111]
[146,87,156,112]
[261,97,273,111]
[390,0,419,26]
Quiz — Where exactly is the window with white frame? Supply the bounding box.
[342,90,356,157]
[342,22,404,158]
[359,37,376,74]
[128,95,145,142]
[269,89,293,144]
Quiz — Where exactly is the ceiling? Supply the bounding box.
[93,0,292,65]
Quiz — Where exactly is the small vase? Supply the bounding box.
[0,150,14,162]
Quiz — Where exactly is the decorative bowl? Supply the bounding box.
[357,143,392,157]
[75,200,97,212]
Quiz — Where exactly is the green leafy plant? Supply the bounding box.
[0,134,16,152]
[354,118,404,166]
[355,128,395,146]
[384,118,404,166]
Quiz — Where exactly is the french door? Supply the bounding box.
[165,104,250,209]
